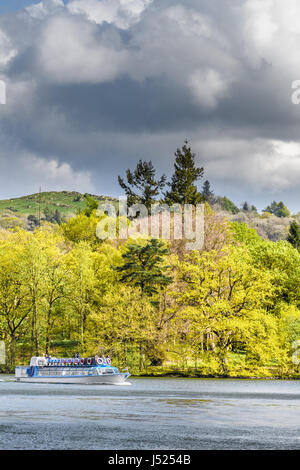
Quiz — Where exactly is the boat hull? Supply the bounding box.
[15,373,130,385]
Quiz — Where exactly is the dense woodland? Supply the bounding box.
[1,142,300,377]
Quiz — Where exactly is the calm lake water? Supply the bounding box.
[0,376,300,450]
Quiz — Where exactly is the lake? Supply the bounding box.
[0,376,300,450]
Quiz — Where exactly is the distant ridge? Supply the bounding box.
[0,190,298,242]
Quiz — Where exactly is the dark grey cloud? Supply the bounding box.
[0,0,300,211]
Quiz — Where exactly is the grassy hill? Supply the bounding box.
[0,191,117,216]
[0,191,116,230]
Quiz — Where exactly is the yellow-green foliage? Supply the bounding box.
[0,216,299,378]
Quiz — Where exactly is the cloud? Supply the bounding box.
[67,0,153,29]
[0,148,95,198]
[25,0,64,19]
[195,138,300,192]
[0,29,17,70]
[0,0,300,211]
[37,14,129,84]
[188,68,232,109]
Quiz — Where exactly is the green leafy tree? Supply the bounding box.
[118,161,166,212]
[64,242,97,348]
[218,196,240,214]
[164,141,204,205]
[0,235,31,365]
[80,194,99,217]
[263,201,290,218]
[175,246,275,373]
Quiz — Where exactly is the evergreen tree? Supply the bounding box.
[263,201,290,218]
[287,220,300,250]
[202,180,214,203]
[164,140,204,206]
[118,161,166,212]
[115,239,173,297]
[242,201,249,212]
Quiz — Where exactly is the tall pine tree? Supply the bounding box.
[115,239,173,297]
[202,180,215,203]
[118,160,166,212]
[164,141,204,205]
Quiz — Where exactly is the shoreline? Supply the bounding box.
[132,374,300,380]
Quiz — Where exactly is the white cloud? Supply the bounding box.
[241,0,300,74]
[26,0,65,19]
[68,0,153,29]
[188,68,231,109]
[0,0,300,210]
[0,29,17,70]
[37,15,128,83]
[197,137,300,193]
[0,150,95,198]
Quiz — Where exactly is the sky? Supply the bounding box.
[0,0,300,212]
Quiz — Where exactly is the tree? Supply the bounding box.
[27,214,39,231]
[164,141,204,205]
[118,160,166,212]
[80,194,99,217]
[263,201,290,218]
[43,207,62,225]
[287,220,300,250]
[175,246,274,373]
[202,180,214,203]
[64,242,97,349]
[53,209,62,225]
[20,232,48,356]
[217,196,240,214]
[40,234,68,355]
[115,239,173,298]
[0,236,31,365]
[89,284,157,370]
[62,211,102,245]
[44,206,53,223]
[242,201,249,212]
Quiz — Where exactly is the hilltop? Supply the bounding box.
[0,191,116,230]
